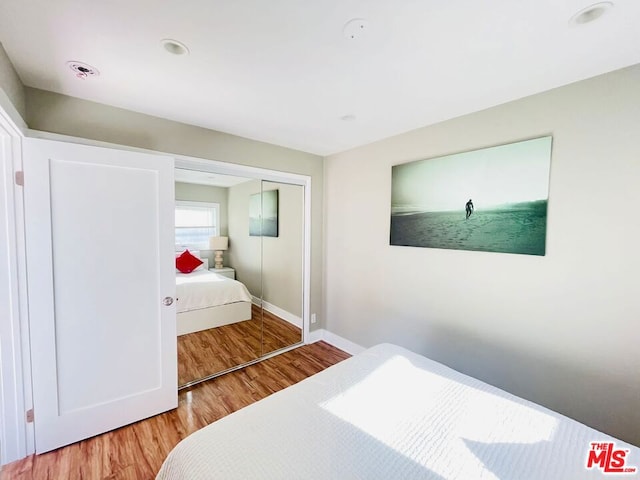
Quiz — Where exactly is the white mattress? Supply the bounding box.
[175,270,252,314]
[156,343,639,479]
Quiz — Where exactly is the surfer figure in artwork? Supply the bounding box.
[465,199,474,219]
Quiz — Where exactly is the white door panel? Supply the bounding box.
[23,138,176,453]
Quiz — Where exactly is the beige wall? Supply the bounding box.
[227,180,303,318]
[262,182,304,317]
[25,87,324,328]
[0,43,26,123]
[227,179,262,296]
[324,64,640,446]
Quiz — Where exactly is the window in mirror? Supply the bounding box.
[175,200,220,249]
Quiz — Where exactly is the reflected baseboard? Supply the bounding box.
[251,296,303,328]
[307,329,365,356]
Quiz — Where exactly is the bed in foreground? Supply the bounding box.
[157,344,639,479]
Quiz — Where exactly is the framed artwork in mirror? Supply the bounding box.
[250,189,279,237]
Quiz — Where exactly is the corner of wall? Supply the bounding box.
[0,43,27,129]
[0,49,27,132]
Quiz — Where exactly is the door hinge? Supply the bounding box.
[15,171,24,186]
[26,408,34,423]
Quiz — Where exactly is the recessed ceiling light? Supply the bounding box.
[569,2,614,26]
[66,61,100,79]
[161,39,190,55]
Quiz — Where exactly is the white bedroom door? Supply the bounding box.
[22,138,177,453]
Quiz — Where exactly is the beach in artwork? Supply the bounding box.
[390,136,552,256]
[249,190,279,237]
[390,200,547,255]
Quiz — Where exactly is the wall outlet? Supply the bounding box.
[311,313,317,324]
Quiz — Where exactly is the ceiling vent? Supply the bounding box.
[66,61,100,79]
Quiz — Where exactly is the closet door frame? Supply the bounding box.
[0,97,32,465]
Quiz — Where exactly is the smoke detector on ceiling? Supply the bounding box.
[343,18,369,40]
[67,61,100,79]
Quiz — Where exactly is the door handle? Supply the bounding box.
[162,297,174,306]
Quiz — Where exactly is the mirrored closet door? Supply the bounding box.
[175,170,262,387]
[260,180,303,356]
[174,169,306,388]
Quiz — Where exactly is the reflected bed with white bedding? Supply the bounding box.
[176,269,252,336]
[157,343,639,479]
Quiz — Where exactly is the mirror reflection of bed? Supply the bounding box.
[174,170,304,387]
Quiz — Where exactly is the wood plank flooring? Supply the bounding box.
[177,305,302,385]
[1,341,349,480]
[261,307,303,355]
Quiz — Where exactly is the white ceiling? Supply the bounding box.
[1,1,639,155]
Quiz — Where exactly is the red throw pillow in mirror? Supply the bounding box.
[176,250,203,273]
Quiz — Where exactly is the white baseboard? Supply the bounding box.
[307,328,365,356]
[308,329,323,344]
[251,296,303,328]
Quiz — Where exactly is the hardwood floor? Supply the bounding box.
[1,341,349,480]
[177,305,302,385]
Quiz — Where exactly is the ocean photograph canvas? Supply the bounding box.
[250,189,279,237]
[390,136,552,255]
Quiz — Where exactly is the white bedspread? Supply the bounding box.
[157,343,639,479]
[175,270,252,314]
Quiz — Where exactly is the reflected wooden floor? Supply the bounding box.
[1,341,350,480]
[178,305,302,385]
[261,307,303,356]
[177,317,261,386]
